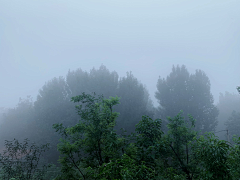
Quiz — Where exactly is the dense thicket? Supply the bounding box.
[155,65,219,134]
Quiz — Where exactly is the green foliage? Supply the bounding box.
[0,65,154,166]
[0,139,51,180]
[228,136,240,178]
[192,133,231,179]
[89,154,156,180]
[1,91,239,179]
[52,92,240,180]
[1,81,239,179]
[17,65,152,165]
[53,92,126,180]
[162,112,199,179]
[0,67,238,180]
[41,163,61,180]
[134,116,164,170]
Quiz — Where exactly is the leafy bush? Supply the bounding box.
[0,138,51,180]
[53,93,240,180]
[3,92,239,179]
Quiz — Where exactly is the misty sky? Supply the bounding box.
[0,0,239,108]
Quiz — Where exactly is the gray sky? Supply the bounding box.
[0,0,239,108]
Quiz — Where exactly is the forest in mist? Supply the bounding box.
[1,1,239,178]
[0,64,239,179]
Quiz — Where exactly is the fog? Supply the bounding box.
[0,2,240,177]
[0,0,239,109]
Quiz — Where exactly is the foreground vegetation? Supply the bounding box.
[0,65,238,179]
[0,92,239,179]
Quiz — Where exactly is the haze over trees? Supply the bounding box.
[155,65,219,134]
[224,88,240,142]
[0,65,154,165]
[0,64,239,179]
[216,91,240,140]
[53,92,240,179]
[0,96,35,145]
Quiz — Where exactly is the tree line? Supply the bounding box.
[0,64,239,179]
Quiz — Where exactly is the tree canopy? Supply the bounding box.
[53,93,240,180]
[155,65,218,134]
[0,65,154,165]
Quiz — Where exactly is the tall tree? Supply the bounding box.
[66,66,154,134]
[188,69,218,133]
[114,71,154,134]
[33,76,72,164]
[155,65,218,133]
[53,93,124,180]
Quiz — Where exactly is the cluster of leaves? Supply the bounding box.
[53,92,240,180]
[0,139,53,180]
[53,92,126,179]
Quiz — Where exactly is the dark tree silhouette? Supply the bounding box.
[155,65,218,133]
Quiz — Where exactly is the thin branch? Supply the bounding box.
[69,150,85,180]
